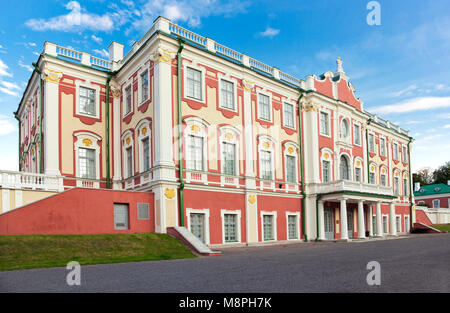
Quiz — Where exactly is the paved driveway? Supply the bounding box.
[1,234,449,292]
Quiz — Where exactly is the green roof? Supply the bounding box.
[414,184,450,197]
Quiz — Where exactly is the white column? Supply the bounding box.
[390,202,397,236]
[43,70,61,176]
[376,202,383,237]
[318,200,325,240]
[358,200,366,239]
[368,203,373,237]
[340,198,348,240]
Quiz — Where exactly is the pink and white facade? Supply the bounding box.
[4,17,415,244]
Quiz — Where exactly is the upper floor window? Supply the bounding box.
[126,146,133,178]
[320,111,330,136]
[187,135,204,171]
[222,142,236,175]
[340,155,350,180]
[368,133,375,153]
[322,160,331,183]
[79,147,96,179]
[381,172,387,186]
[125,85,132,115]
[394,177,400,195]
[284,102,295,129]
[393,143,399,160]
[220,79,235,110]
[355,167,362,182]
[260,150,273,180]
[403,178,408,196]
[353,124,361,145]
[402,146,408,162]
[286,155,296,183]
[186,67,202,100]
[341,119,349,138]
[79,87,96,116]
[380,137,386,156]
[258,93,271,121]
[140,70,149,103]
[142,137,150,172]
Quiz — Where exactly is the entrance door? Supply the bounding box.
[347,209,353,238]
[324,208,334,240]
[190,213,205,243]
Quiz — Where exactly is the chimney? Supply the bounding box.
[414,182,421,192]
[108,41,124,63]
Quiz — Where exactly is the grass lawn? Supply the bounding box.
[0,233,196,271]
[432,224,450,232]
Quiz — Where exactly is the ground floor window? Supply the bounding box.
[190,213,205,243]
[223,214,238,243]
[372,215,376,235]
[287,215,298,240]
[114,203,129,230]
[396,216,401,232]
[404,216,410,233]
[263,214,275,241]
[383,216,388,234]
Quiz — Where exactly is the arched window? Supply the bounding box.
[340,155,350,180]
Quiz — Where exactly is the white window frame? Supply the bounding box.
[183,61,206,104]
[121,131,134,179]
[319,109,331,137]
[218,75,238,112]
[286,212,300,240]
[257,91,272,122]
[353,122,361,146]
[138,66,150,105]
[283,101,296,130]
[379,136,387,156]
[396,215,402,233]
[123,83,133,117]
[320,148,334,183]
[393,142,399,160]
[284,142,299,185]
[137,120,151,174]
[340,117,350,139]
[186,208,210,245]
[220,209,242,244]
[184,117,209,184]
[369,163,377,184]
[260,211,277,242]
[258,136,276,182]
[382,214,389,234]
[339,153,352,181]
[354,158,363,182]
[368,132,375,153]
[402,145,408,163]
[75,80,101,119]
[432,199,440,208]
[74,131,101,188]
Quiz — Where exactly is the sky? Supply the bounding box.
[0,0,449,172]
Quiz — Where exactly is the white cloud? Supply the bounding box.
[0,81,20,91]
[0,59,12,77]
[93,49,109,58]
[28,42,36,47]
[91,35,103,44]
[259,26,280,38]
[25,1,115,32]
[0,114,17,135]
[389,84,418,97]
[444,124,450,129]
[372,96,450,114]
[18,60,33,72]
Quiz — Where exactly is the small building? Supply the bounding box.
[414,182,450,209]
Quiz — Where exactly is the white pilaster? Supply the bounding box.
[318,200,325,240]
[376,202,383,237]
[243,80,255,189]
[358,200,366,239]
[340,198,348,240]
[390,202,397,236]
[112,87,122,188]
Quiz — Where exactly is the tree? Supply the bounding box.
[413,168,434,185]
[433,161,450,184]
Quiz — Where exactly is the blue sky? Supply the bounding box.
[0,0,449,172]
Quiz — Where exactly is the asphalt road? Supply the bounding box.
[1,233,449,293]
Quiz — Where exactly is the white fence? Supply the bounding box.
[0,170,63,192]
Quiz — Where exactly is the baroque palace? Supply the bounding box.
[0,17,415,246]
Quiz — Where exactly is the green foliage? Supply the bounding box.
[432,161,450,184]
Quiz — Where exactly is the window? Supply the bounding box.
[284,102,295,128]
[79,148,96,179]
[394,177,400,195]
[354,124,361,145]
[140,71,149,102]
[287,215,298,240]
[79,87,96,116]
[432,200,440,208]
[369,172,376,184]
[322,160,331,182]
[403,178,408,196]
[320,111,330,136]
[261,150,272,180]
[340,156,350,180]
[381,173,387,186]
[137,203,150,220]
[355,167,362,182]
[222,142,236,175]
[341,119,349,138]
[402,146,408,162]
[223,214,237,243]
[368,133,375,153]
[383,216,388,234]
[186,67,202,100]
[380,137,386,156]
[125,85,132,115]
[393,143,399,160]
[142,137,150,172]
[114,203,129,230]
[126,146,133,178]
[286,155,296,183]
[220,79,235,110]
[263,215,274,241]
[396,216,401,232]
[258,93,271,121]
[188,135,204,171]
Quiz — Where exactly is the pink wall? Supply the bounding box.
[0,188,154,235]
